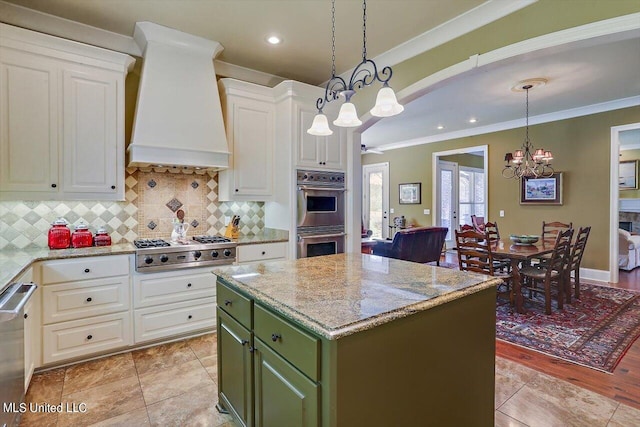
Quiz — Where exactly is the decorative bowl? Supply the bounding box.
[509,234,539,245]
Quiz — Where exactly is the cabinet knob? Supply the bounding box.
[271,333,281,342]
[86,297,92,302]
[224,300,232,306]
[187,283,192,288]
[24,313,28,319]
[235,189,239,192]
[51,183,57,188]
[241,339,249,346]
[261,251,266,255]
[87,335,93,340]
[111,185,116,190]
[249,346,256,353]
[84,268,90,273]
[188,315,193,320]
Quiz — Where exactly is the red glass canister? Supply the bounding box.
[48,218,71,249]
[94,228,112,247]
[71,223,93,248]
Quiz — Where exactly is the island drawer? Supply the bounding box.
[254,304,319,381]
[41,255,130,284]
[42,276,130,324]
[217,280,252,329]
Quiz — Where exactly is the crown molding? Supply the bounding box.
[378,96,640,152]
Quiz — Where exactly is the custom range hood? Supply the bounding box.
[128,22,229,170]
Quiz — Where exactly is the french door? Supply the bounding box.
[436,160,458,248]
[363,162,389,239]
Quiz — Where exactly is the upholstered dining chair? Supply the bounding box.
[519,228,574,315]
[471,215,486,233]
[455,228,512,303]
[564,226,591,303]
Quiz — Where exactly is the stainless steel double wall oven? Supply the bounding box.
[296,170,346,258]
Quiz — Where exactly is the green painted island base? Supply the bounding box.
[321,287,496,426]
[216,276,495,427]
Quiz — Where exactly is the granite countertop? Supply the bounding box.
[234,228,288,245]
[0,244,135,291]
[213,253,501,340]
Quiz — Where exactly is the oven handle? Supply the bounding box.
[0,283,37,322]
[298,232,346,240]
[298,186,346,192]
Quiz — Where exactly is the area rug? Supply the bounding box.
[496,283,640,373]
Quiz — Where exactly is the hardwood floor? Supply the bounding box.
[443,252,640,410]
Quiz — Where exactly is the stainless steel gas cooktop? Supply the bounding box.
[133,236,237,272]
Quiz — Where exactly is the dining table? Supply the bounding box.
[489,238,557,313]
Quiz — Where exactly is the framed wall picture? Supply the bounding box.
[399,183,421,204]
[520,173,563,205]
[619,160,638,190]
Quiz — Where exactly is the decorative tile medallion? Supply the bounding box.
[148,179,157,188]
[147,221,157,230]
[165,198,183,213]
[191,219,199,228]
[191,181,199,189]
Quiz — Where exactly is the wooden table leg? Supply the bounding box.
[511,259,524,313]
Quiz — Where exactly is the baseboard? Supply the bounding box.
[578,267,611,283]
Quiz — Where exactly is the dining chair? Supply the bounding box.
[484,221,500,242]
[541,221,573,242]
[519,228,574,314]
[455,229,512,303]
[564,226,591,303]
[471,215,486,233]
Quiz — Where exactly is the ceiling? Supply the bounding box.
[1,1,638,150]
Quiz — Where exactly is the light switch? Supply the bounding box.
[499,210,505,217]
[390,208,395,214]
[424,209,430,215]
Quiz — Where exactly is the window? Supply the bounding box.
[459,167,485,226]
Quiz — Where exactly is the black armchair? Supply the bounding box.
[372,226,448,265]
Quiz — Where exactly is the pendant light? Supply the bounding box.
[502,79,554,179]
[307,0,403,136]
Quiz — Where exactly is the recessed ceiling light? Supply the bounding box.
[469,118,477,124]
[266,35,282,45]
[437,125,444,130]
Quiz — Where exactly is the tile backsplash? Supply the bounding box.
[0,168,264,250]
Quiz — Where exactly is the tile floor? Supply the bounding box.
[20,333,640,427]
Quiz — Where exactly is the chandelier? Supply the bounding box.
[307,0,404,136]
[502,82,554,179]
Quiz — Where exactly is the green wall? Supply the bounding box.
[363,106,640,271]
[440,153,484,169]
[619,149,640,198]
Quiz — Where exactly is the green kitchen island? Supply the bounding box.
[213,253,501,427]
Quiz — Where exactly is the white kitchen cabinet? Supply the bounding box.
[0,23,134,201]
[132,267,217,343]
[296,105,346,171]
[39,255,132,365]
[237,242,288,264]
[218,79,275,201]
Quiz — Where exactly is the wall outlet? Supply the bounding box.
[499,210,505,217]
[390,208,395,214]
[225,216,231,226]
[424,209,430,215]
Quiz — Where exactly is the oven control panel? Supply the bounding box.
[297,170,345,186]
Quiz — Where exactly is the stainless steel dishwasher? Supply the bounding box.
[0,282,37,427]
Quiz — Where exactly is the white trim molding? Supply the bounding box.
[579,268,611,284]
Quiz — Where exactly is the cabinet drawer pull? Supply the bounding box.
[188,315,193,320]
[24,313,28,319]
[271,333,281,342]
[86,297,92,302]
[241,339,249,346]
[224,300,232,306]
[51,183,57,188]
[111,185,116,190]
[187,283,192,288]
[261,251,266,255]
[84,268,90,273]
[87,334,93,340]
